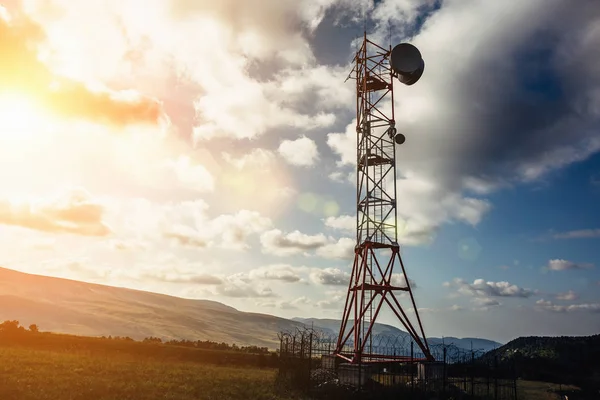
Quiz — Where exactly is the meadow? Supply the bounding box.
[0,321,591,399]
[0,344,300,400]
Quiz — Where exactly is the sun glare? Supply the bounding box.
[0,94,53,140]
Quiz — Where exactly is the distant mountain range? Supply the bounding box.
[293,317,502,353]
[0,267,501,351]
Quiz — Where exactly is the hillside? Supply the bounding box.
[0,267,502,352]
[0,267,304,348]
[482,334,600,390]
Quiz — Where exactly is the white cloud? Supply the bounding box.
[536,299,600,314]
[247,264,302,283]
[164,156,215,193]
[310,267,350,286]
[164,225,208,248]
[327,122,357,167]
[103,197,272,251]
[324,215,355,232]
[315,289,346,309]
[328,124,492,245]
[391,273,417,289]
[210,210,273,250]
[278,136,319,167]
[447,278,537,298]
[327,0,600,248]
[21,0,345,143]
[222,148,276,170]
[546,259,594,271]
[260,229,329,256]
[471,297,501,307]
[556,290,578,301]
[0,187,111,237]
[395,175,492,245]
[315,237,354,260]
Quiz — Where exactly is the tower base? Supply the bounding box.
[338,363,375,387]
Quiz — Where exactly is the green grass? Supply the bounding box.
[516,379,580,400]
[0,346,299,400]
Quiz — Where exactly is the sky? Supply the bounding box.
[0,0,599,344]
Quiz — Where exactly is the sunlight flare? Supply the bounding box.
[0,93,54,140]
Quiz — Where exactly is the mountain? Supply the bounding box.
[0,267,502,352]
[293,317,502,353]
[481,335,600,390]
[0,267,304,348]
[427,336,501,353]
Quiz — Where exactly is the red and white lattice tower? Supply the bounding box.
[334,32,433,363]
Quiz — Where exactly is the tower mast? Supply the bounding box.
[335,32,433,363]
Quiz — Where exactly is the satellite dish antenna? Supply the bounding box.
[394,133,406,145]
[390,43,425,86]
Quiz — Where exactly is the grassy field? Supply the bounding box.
[0,345,298,400]
[0,341,589,400]
[517,380,581,400]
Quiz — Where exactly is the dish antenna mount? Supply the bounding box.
[390,43,425,86]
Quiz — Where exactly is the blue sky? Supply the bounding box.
[0,0,599,344]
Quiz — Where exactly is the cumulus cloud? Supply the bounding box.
[247,265,302,283]
[471,297,501,307]
[222,148,276,170]
[0,8,162,126]
[259,228,354,259]
[108,239,147,251]
[0,187,111,236]
[310,267,350,286]
[315,289,346,309]
[107,198,272,251]
[163,225,208,248]
[164,0,343,141]
[391,273,417,289]
[556,290,578,301]
[164,156,215,193]
[546,259,594,271]
[15,0,350,142]
[210,210,273,250]
[327,125,492,245]
[536,299,600,314]
[278,136,319,167]
[160,208,271,250]
[446,278,537,298]
[324,215,355,232]
[315,237,354,259]
[260,229,329,256]
[328,0,600,245]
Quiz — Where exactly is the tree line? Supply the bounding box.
[0,320,269,354]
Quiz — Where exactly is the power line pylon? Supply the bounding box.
[334,32,433,363]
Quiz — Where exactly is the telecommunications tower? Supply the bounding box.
[334,32,434,363]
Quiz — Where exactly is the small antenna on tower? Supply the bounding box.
[363,6,367,35]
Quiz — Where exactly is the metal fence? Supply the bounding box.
[277,328,517,400]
